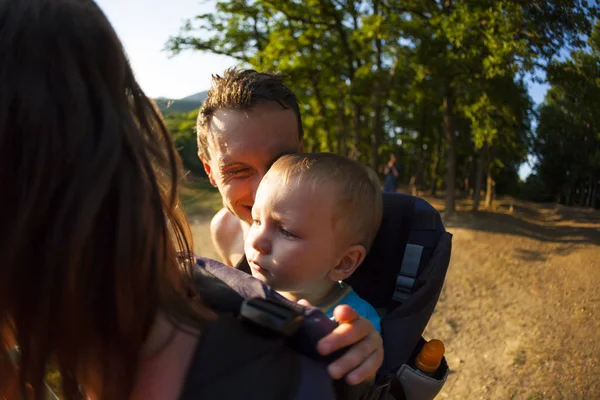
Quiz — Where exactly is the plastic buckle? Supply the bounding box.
[240,297,304,337]
[392,275,415,302]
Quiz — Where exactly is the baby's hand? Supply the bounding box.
[297,299,383,385]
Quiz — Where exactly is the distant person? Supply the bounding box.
[245,153,382,332]
[384,154,400,193]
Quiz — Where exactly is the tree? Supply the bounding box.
[163,110,206,176]
[165,0,599,213]
[533,24,600,208]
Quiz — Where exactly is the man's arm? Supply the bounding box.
[209,208,244,267]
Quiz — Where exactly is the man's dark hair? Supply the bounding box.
[197,68,304,160]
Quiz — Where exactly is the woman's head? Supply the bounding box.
[0,0,210,398]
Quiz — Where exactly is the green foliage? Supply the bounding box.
[166,0,600,208]
[533,33,600,207]
[163,110,206,176]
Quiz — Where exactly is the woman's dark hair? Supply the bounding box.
[0,0,212,398]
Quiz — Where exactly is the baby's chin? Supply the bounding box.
[249,269,268,282]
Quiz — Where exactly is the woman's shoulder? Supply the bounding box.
[131,316,200,400]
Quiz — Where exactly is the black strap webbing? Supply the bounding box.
[235,255,252,274]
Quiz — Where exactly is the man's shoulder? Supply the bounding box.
[210,208,244,265]
[210,208,243,244]
[211,208,239,232]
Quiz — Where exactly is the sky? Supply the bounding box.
[96,0,237,99]
[96,0,547,178]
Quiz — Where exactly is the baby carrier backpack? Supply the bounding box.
[195,192,452,399]
[345,192,452,398]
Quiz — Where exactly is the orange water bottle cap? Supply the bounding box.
[415,339,445,373]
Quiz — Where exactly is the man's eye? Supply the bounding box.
[227,168,249,177]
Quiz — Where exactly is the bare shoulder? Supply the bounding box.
[210,208,243,266]
[132,315,200,400]
[210,208,241,244]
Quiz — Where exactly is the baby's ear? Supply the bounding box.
[328,245,367,282]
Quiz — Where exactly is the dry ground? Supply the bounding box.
[421,196,599,399]
[45,180,599,399]
[190,190,600,400]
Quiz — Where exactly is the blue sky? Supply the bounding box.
[96,0,236,99]
[97,0,547,178]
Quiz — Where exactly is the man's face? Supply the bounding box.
[201,102,302,224]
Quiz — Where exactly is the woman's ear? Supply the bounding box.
[328,245,367,282]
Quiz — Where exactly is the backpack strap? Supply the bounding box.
[234,255,252,274]
[392,197,441,304]
[179,313,337,400]
[193,259,350,364]
[344,193,415,309]
[190,259,383,399]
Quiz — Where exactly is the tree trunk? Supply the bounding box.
[350,103,363,161]
[310,77,333,152]
[484,167,495,209]
[416,106,427,189]
[578,181,586,206]
[591,177,598,209]
[370,0,383,172]
[430,132,441,196]
[443,80,456,216]
[371,93,382,171]
[586,176,593,207]
[472,144,486,211]
[337,93,349,157]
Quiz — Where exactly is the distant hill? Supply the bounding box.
[154,91,208,114]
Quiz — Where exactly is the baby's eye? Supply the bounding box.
[279,227,297,239]
[252,219,261,226]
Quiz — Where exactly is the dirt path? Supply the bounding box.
[424,198,600,399]
[190,198,600,399]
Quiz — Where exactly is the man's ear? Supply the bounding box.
[200,155,217,187]
[328,245,367,282]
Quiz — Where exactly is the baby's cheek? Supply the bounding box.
[271,270,303,291]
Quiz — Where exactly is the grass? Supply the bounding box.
[527,392,545,400]
[513,348,527,367]
[178,175,222,218]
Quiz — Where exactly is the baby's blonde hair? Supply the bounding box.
[266,153,383,251]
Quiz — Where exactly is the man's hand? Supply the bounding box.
[317,305,383,385]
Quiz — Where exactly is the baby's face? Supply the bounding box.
[244,176,342,294]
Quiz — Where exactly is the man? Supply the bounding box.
[383,153,399,193]
[197,69,383,385]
